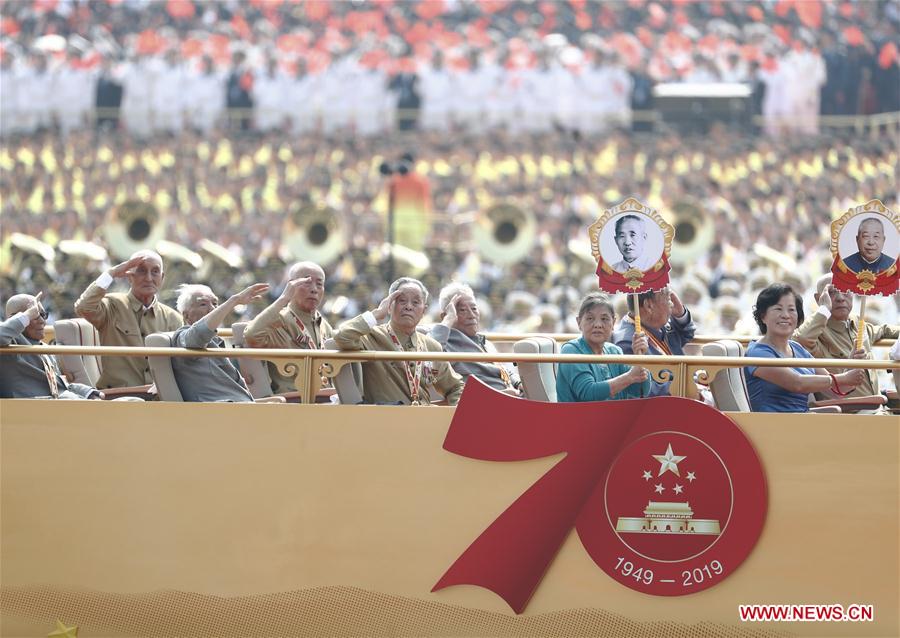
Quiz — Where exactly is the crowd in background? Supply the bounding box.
[2,125,898,337]
[1,0,899,139]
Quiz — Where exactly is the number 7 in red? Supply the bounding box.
[432,380,640,613]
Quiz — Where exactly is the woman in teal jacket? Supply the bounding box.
[556,293,650,402]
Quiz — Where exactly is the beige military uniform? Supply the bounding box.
[74,279,183,388]
[243,303,333,395]
[795,310,899,398]
[332,313,463,406]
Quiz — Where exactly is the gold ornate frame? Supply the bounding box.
[830,199,899,291]
[588,197,675,280]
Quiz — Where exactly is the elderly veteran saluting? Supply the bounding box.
[171,283,284,403]
[74,250,183,389]
[430,282,521,395]
[243,261,333,396]
[333,277,463,405]
[795,273,899,399]
[613,287,696,397]
[1,292,104,399]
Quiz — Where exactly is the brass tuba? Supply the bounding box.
[282,203,345,267]
[669,200,714,265]
[104,200,165,260]
[474,203,537,265]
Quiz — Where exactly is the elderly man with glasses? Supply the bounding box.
[1,292,103,399]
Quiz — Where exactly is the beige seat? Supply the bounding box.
[145,332,183,402]
[701,339,872,413]
[231,321,274,399]
[53,318,102,386]
[322,338,364,405]
[513,337,559,402]
[700,340,751,412]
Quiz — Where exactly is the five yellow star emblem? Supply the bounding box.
[48,619,78,638]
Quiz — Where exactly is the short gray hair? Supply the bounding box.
[438,282,475,311]
[288,261,325,280]
[857,217,884,236]
[131,249,164,267]
[388,277,429,304]
[176,284,214,314]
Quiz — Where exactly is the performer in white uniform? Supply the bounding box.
[253,58,288,132]
[186,56,225,134]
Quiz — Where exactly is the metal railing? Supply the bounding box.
[35,326,899,350]
[2,343,896,405]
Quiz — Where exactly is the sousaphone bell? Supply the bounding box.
[283,203,345,267]
[104,200,166,260]
[669,200,714,265]
[474,203,537,265]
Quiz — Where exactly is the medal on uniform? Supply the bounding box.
[290,309,331,389]
[389,327,425,406]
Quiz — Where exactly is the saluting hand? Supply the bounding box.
[278,276,311,304]
[441,294,459,327]
[373,290,402,322]
[24,291,44,321]
[670,290,686,318]
[818,285,833,312]
[109,255,146,278]
[233,283,270,306]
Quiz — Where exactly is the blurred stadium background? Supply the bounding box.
[1,0,898,334]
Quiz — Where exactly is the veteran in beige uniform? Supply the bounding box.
[243,261,334,395]
[333,277,463,406]
[74,250,183,389]
[795,274,899,399]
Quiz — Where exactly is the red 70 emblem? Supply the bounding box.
[432,380,766,612]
